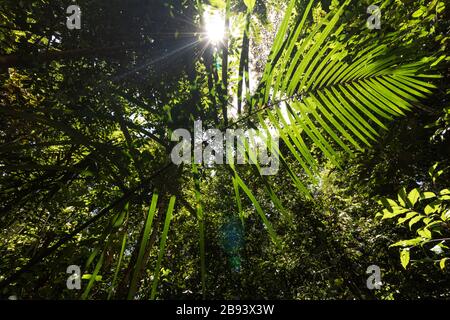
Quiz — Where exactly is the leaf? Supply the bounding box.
[428,162,439,179]
[409,215,424,229]
[397,187,408,206]
[412,6,427,18]
[420,191,436,200]
[243,0,255,11]
[379,198,399,209]
[80,169,94,178]
[381,207,410,220]
[440,258,449,270]
[398,211,418,224]
[150,196,176,300]
[426,221,442,229]
[408,188,420,207]
[417,228,432,239]
[434,169,444,183]
[400,249,410,269]
[436,2,445,13]
[241,127,292,223]
[424,200,442,215]
[425,205,436,215]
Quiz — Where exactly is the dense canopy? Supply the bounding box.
[0,0,449,300]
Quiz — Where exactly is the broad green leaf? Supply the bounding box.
[232,172,281,248]
[390,237,422,247]
[398,211,418,224]
[429,163,439,176]
[420,192,436,200]
[417,228,432,239]
[426,221,442,228]
[409,215,424,229]
[430,55,446,67]
[425,200,442,215]
[381,207,410,220]
[379,198,399,209]
[412,6,427,18]
[408,188,421,207]
[400,249,410,269]
[397,187,408,207]
[440,258,449,270]
[243,0,255,11]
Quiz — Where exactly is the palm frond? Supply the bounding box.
[229,0,440,248]
[229,163,281,248]
[253,0,439,185]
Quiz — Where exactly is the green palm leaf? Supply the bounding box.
[253,0,439,185]
[229,0,441,248]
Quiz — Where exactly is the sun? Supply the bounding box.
[203,10,225,45]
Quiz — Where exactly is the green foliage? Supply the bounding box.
[0,0,448,300]
[378,164,450,270]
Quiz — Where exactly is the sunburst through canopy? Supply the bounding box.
[204,9,225,44]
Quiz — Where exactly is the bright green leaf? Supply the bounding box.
[400,249,410,269]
